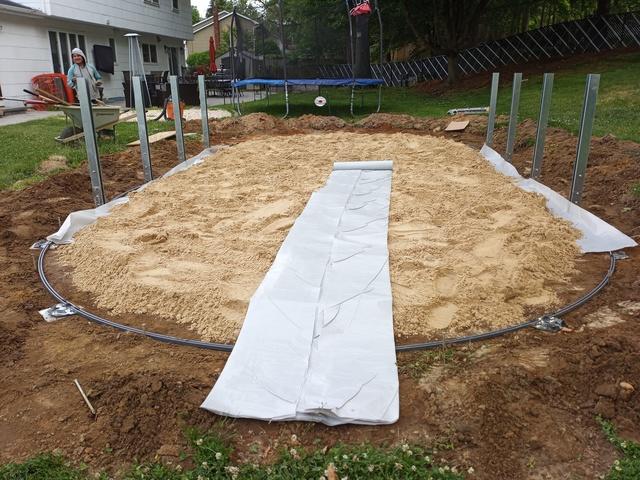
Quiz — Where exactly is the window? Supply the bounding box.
[59,32,70,71]
[109,38,117,63]
[48,31,87,73]
[172,0,179,10]
[48,31,61,73]
[142,44,157,63]
[144,0,159,5]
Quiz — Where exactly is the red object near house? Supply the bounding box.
[209,37,217,73]
[31,73,75,103]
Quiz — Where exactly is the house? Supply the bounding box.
[0,0,193,108]
[187,10,258,60]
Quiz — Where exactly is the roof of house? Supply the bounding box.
[193,10,259,35]
[0,0,34,9]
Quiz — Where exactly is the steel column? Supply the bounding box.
[77,79,105,206]
[169,75,186,163]
[531,73,554,180]
[570,74,600,205]
[133,76,153,183]
[505,72,522,162]
[198,75,210,148]
[485,72,499,147]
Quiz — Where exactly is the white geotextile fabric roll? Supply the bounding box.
[333,160,393,171]
[480,145,637,253]
[201,160,398,425]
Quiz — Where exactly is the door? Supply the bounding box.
[168,47,179,76]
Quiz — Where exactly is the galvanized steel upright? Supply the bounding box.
[169,75,186,163]
[133,76,153,183]
[570,74,600,205]
[505,73,522,162]
[77,79,105,207]
[198,75,210,148]
[485,72,499,147]
[531,73,554,180]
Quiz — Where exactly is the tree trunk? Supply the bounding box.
[596,0,610,16]
[447,52,460,84]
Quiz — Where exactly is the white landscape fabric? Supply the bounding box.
[480,145,637,253]
[201,160,399,425]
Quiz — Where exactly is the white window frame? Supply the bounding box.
[49,30,87,74]
[142,44,158,64]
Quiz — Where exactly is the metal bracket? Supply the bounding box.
[612,251,629,261]
[39,303,77,323]
[532,315,566,332]
[30,239,51,250]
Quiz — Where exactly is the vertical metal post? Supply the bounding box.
[133,76,153,183]
[505,72,522,162]
[169,75,186,163]
[485,72,499,147]
[198,75,210,148]
[77,79,105,206]
[570,74,600,205]
[531,73,554,180]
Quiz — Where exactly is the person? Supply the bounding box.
[66,48,102,101]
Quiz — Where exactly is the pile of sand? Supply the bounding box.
[59,132,580,342]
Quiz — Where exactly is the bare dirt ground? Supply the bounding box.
[0,113,638,479]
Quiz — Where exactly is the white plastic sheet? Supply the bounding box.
[480,145,637,253]
[47,148,218,244]
[201,161,398,425]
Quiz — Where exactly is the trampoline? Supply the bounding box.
[231,78,384,118]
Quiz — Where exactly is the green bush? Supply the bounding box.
[186,50,210,68]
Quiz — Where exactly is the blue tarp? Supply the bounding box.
[232,78,384,87]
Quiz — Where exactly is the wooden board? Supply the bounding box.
[127,130,176,146]
[445,120,470,132]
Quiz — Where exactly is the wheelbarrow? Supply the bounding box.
[55,105,124,144]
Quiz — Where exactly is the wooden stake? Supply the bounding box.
[74,379,96,416]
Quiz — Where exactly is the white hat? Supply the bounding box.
[71,48,87,63]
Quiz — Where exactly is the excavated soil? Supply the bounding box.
[0,112,638,480]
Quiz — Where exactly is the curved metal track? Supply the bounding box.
[37,241,618,353]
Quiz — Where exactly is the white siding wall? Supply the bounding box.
[0,14,51,108]
[11,0,192,39]
[0,12,186,106]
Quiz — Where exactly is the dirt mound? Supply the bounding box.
[215,112,284,133]
[86,371,217,457]
[287,114,346,130]
[494,118,640,235]
[357,113,431,129]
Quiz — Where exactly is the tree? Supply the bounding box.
[192,5,202,24]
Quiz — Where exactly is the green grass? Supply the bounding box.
[0,115,175,190]
[0,429,467,480]
[598,417,640,480]
[238,51,640,142]
[0,453,96,480]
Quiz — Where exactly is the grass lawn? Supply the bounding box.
[0,116,175,190]
[1,51,638,191]
[237,51,640,142]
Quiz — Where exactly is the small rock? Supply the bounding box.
[433,126,442,133]
[151,380,163,393]
[620,381,635,391]
[594,398,616,419]
[157,444,181,458]
[595,383,618,399]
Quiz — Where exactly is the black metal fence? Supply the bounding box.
[319,11,640,86]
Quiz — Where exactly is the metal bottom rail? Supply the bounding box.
[37,241,618,353]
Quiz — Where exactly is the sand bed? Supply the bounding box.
[59,132,581,342]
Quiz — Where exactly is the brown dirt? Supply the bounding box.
[0,113,638,480]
